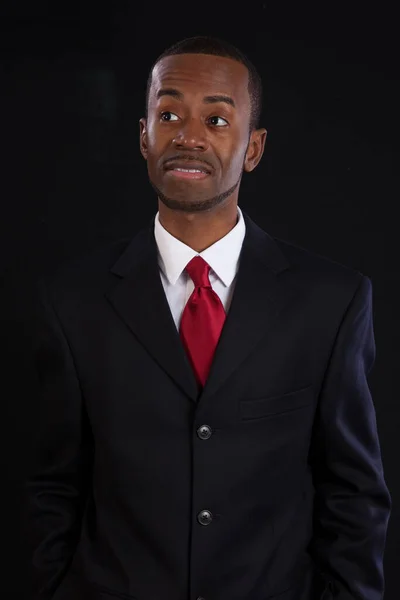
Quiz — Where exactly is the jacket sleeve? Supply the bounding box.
[23,277,93,600]
[308,275,391,600]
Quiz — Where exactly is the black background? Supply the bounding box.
[1,2,399,598]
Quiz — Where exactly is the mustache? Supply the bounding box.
[163,155,215,171]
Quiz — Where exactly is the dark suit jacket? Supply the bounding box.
[24,209,391,600]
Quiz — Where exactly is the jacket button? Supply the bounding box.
[197,424,212,439]
[197,510,213,525]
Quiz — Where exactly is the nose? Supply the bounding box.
[172,118,209,151]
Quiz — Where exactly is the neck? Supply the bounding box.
[158,201,239,253]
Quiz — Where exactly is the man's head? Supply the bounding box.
[140,36,267,214]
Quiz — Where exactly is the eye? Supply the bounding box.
[208,116,229,127]
[160,111,179,122]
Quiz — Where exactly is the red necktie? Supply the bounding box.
[179,256,226,388]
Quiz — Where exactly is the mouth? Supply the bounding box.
[165,167,210,180]
[164,160,212,181]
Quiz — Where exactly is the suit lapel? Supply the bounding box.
[105,210,296,405]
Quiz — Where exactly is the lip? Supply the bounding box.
[165,168,210,180]
[164,160,212,175]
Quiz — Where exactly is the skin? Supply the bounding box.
[140,53,267,252]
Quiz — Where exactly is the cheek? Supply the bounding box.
[144,127,164,171]
[223,140,248,174]
[145,131,158,155]
[144,116,161,148]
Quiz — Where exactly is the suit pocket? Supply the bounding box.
[88,581,138,599]
[319,580,334,599]
[240,385,313,421]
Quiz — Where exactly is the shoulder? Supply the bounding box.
[38,236,132,307]
[275,235,363,277]
[270,235,370,307]
[244,211,368,296]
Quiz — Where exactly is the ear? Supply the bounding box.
[243,128,267,172]
[139,117,148,160]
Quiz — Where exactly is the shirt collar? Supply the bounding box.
[154,205,246,287]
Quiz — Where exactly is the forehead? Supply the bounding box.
[150,53,250,107]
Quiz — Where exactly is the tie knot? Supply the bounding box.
[185,256,211,288]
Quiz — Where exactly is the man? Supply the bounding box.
[25,36,391,600]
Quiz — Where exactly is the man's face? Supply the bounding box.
[140,53,266,213]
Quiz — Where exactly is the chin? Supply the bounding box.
[150,176,240,213]
[159,194,218,213]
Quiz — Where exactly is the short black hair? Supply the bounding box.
[145,36,262,132]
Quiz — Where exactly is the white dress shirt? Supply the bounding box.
[154,205,246,331]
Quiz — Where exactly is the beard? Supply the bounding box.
[149,173,242,214]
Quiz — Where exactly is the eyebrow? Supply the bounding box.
[156,88,236,108]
